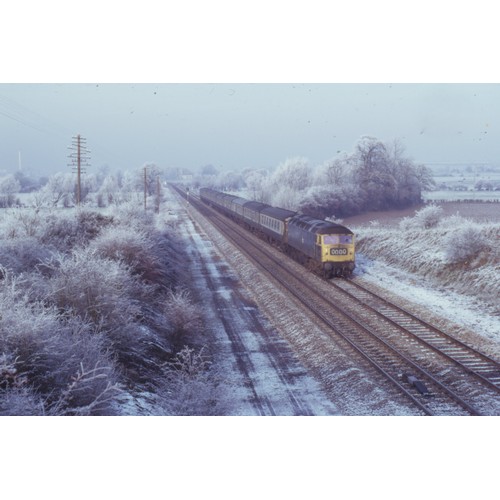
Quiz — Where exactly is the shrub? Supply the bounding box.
[0,237,54,275]
[111,200,155,231]
[414,204,443,228]
[36,248,141,328]
[164,288,202,348]
[0,387,44,416]
[90,227,177,287]
[444,223,489,264]
[76,210,114,243]
[38,211,80,252]
[32,246,174,379]
[158,346,231,416]
[399,204,443,230]
[0,282,121,415]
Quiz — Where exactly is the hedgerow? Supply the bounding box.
[0,199,209,415]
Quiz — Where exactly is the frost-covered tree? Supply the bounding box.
[271,156,311,192]
[262,157,312,209]
[350,137,433,212]
[40,172,74,207]
[243,169,267,201]
[315,156,351,187]
[352,137,398,210]
[299,184,361,219]
[200,164,218,176]
[98,174,120,206]
[0,175,21,207]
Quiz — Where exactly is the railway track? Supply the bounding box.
[173,186,500,415]
[332,279,500,391]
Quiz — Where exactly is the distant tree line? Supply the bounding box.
[1,137,433,218]
[194,136,435,218]
[0,163,165,209]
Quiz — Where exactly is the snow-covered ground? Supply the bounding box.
[349,205,499,356]
[355,254,500,347]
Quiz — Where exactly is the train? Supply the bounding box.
[199,187,355,278]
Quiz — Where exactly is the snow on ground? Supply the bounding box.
[176,201,338,415]
[355,254,500,346]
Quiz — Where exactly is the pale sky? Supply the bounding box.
[1,83,500,177]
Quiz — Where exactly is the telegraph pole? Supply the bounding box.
[68,134,91,206]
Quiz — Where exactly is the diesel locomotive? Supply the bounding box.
[199,187,355,277]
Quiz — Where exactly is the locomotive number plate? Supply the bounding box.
[330,248,348,255]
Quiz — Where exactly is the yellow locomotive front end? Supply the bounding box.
[319,233,355,277]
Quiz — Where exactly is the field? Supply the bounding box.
[423,163,500,202]
[343,200,500,227]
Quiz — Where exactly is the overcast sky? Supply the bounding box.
[2,82,500,177]
[2,2,500,178]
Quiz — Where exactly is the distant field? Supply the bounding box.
[344,201,499,226]
[424,164,500,202]
[424,190,500,202]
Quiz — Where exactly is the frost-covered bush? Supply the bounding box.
[31,246,173,376]
[37,210,114,252]
[159,346,230,416]
[0,209,42,239]
[0,387,44,415]
[34,248,141,329]
[0,201,202,414]
[111,200,155,230]
[399,204,443,230]
[0,237,54,274]
[444,223,489,264]
[439,213,468,228]
[76,210,114,242]
[38,211,80,251]
[163,288,202,348]
[299,185,362,219]
[0,281,121,415]
[90,226,177,287]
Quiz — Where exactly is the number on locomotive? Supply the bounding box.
[330,248,348,255]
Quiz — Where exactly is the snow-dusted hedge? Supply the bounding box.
[0,202,207,415]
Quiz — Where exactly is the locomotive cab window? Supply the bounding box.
[340,235,353,244]
[322,234,353,245]
[323,235,340,245]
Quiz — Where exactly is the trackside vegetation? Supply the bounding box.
[0,201,222,415]
[354,205,500,309]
